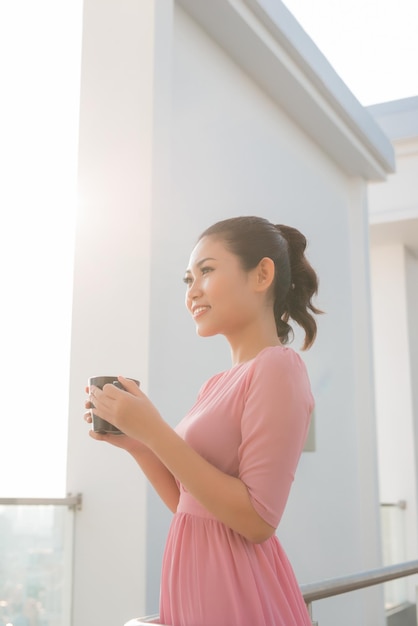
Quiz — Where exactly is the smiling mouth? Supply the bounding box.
[192,306,210,318]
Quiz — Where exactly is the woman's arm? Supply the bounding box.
[130,445,180,513]
[148,420,275,542]
[85,400,180,513]
[89,378,275,543]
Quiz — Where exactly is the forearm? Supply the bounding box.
[88,381,274,540]
[148,421,275,543]
[130,446,180,513]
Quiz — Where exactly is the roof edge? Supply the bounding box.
[367,96,418,142]
[176,0,395,180]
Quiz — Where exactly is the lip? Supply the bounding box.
[191,305,211,318]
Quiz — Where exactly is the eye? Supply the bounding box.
[183,275,193,286]
[201,266,213,275]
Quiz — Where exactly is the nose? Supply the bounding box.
[185,277,203,307]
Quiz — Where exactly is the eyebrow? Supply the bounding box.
[184,257,216,274]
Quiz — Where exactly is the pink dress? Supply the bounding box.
[160,346,313,626]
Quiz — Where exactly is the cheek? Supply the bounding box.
[228,286,256,316]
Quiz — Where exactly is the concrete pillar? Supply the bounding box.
[66,1,173,624]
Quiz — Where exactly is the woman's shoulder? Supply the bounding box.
[249,345,313,407]
[249,345,311,386]
[252,345,304,369]
[197,346,307,398]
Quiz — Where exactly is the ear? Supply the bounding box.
[253,257,275,293]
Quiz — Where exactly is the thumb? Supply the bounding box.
[118,376,141,396]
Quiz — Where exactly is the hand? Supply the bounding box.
[86,376,165,448]
[84,379,148,455]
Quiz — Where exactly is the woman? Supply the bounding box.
[85,216,321,626]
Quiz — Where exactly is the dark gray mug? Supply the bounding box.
[88,375,140,434]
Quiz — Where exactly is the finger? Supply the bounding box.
[101,382,122,400]
[90,385,105,402]
[84,410,92,423]
[88,429,107,441]
[118,376,141,396]
[88,429,126,446]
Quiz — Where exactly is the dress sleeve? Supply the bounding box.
[238,348,314,528]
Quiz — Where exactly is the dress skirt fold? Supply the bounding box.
[160,493,311,626]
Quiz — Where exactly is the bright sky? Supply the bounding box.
[283,0,418,106]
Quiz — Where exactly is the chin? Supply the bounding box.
[195,325,217,338]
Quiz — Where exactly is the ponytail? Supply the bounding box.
[274,224,322,350]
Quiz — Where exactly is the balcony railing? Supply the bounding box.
[0,495,82,626]
[2,495,416,626]
[301,559,418,624]
[380,500,409,609]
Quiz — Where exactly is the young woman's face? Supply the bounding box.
[184,236,261,338]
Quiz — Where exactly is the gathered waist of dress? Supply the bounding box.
[176,491,219,521]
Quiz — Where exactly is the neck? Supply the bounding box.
[228,325,281,365]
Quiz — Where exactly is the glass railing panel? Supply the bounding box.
[380,501,408,610]
[0,497,79,626]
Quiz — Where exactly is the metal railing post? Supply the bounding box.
[306,600,318,625]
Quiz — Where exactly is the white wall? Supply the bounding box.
[66,1,172,624]
[368,97,418,606]
[406,250,418,495]
[370,244,418,602]
[144,6,384,625]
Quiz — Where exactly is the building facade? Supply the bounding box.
[369,95,418,614]
[66,1,396,625]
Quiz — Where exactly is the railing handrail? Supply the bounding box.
[380,499,407,509]
[0,494,82,510]
[301,559,418,604]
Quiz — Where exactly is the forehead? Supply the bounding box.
[187,236,231,268]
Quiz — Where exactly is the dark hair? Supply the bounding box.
[199,216,322,350]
